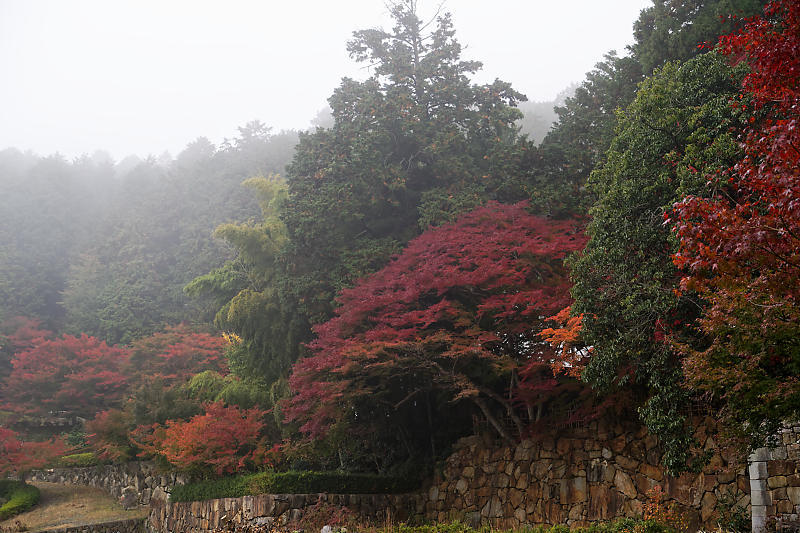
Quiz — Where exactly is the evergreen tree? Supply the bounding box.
[282,0,529,325]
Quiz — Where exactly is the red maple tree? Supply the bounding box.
[127,325,229,386]
[130,401,272,475]
[0,316,52,352]
[0,426,70,476]
[3,334,130,418]
[671,0,800,443]
[85,409,136,462]
[286,202,587,442]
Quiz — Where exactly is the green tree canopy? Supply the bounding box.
[569,52,749,471]
[185,176,306,383]
[62,127,298,344]
[630,0,767,74]
[281,0,530,325]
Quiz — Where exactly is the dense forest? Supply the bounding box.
[2,0,797,514]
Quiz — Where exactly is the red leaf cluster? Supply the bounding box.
[0,316,52,353]
[3,334,130,417]
[85,409,135,462]
[130,401,272,475]
[0,426,70,476]
[128,324,229,386]
[671,0,800,421]
[287,202,586,437]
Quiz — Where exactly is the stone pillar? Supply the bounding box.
[749,448,770,533]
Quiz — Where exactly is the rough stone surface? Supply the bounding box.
[120,486,139,510]
[31,421,800,533]
[26,461,177,507]
[751,425,800,532]
[404,417,751,531]
[149,493,419,533]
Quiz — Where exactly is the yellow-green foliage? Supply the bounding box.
[0,480,40,520]
[57,452,100,467]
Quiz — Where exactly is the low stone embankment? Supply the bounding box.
[149,493,420,532]
[147,418,747,532]
[25,420,800,532]
[26,462,187,508]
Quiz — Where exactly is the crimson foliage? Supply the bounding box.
[3,334,129,418]
[672,0,800,446]
[0,316,52,383]
[127,324,228,386]
[287,202,586,449]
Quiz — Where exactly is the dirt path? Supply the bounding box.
[0,482,148,532]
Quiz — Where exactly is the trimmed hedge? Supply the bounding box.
[0,479,40,520]
[249,471,420,495]
[170,471,421,502]
[57,452,100,468]
[170,473,259,502]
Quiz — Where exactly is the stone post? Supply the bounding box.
[749,447,770,533]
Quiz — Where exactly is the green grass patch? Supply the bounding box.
[0,479,41,520]
[170,470,421,502]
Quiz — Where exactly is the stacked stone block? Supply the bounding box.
[148,493,420,532]
[420,418,749,530]
[751,425,800,531]
[26,462,186,508]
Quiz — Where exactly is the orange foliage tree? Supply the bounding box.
[130,401,272,476]
[0,426,70,477]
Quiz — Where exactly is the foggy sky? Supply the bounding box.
[0,0,651,160]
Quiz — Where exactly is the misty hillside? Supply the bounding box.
[2,3,798,531]
[0,125,298,343]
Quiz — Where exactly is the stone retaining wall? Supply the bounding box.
[26,462,187,508]
[749,425,800,532]
[148,493,420,532]
[418,417,748,531]
[146,417,750,532]
[28,422,800,532]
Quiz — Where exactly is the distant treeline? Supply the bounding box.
[0,123,297,344]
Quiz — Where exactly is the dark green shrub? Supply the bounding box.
[0,480,40,520]
[171,470,421,502]
[169,474,258,502]
[248,471,421,495]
